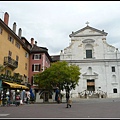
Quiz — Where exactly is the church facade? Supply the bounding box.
[60,24,120,99]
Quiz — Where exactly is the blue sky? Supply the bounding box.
[0,1,120,55]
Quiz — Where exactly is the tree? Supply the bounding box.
[34,61,81,93]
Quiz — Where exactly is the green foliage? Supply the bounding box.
[0,64,6,73]
[34,61,81,92]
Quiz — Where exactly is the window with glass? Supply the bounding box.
[5,70,11,76]
[25,52,28,58]
[86,50,92,58]
[16,55,19,61]
[32,64,41,72]
[8,34,14,44]
[112,66,115,72]
[33,54,41,60]
[15,41,20,49]
[113,88,117,93]
[8,51,12,57]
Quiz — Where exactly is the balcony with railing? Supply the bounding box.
[4,56,18,69]
[0,74,23,84]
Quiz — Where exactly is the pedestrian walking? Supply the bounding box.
[57,94,60,104]
[6,95,10,106]
[66,92,71,108]
[55,87,60,103]
[26,91,30,104]
[15,95,20,106]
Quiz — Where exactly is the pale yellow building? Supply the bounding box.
[0,12,32,85]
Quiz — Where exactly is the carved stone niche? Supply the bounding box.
[82,39,95,43]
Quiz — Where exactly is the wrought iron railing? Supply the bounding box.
[4,56,18,69]
[0,74,23,84]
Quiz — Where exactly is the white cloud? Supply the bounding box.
[1,1,120,55]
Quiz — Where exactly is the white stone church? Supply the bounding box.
[60,23,120,99]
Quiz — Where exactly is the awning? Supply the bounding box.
[19,84,29,90]
[3,81,29,90]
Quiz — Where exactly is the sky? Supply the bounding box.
[0,1,120,55]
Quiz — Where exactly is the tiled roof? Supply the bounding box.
[31,44,48,53]
[50,55,60,62]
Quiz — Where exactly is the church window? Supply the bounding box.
[86,50,92,58]
[85,44,93,59]
[113,88,117,93]
[112,66,115,72]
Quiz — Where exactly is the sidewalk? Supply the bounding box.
[71,97,120,103]
[32,97,120,104]
[1,98,120,106]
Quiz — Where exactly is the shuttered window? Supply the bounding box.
[32,64,41,72]
[8,34,14,44]
[32,54,41,60]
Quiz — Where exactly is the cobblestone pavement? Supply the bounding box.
[0,98,120,119]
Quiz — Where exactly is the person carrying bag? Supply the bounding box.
[66,92,72,108]
[57,94,60,104]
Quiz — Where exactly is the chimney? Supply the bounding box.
[35,41,37,46]
[4,12,9,26]
[31,38,34,46]
[18,28,22,38]
[13,22,16,33]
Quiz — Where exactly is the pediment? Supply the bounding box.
[69,25,108,37]
[82,72,98,76]
[82,72,98,79]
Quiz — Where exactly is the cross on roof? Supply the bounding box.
[85,21,89,26]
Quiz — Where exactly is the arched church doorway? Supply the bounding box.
[40,90,52,103]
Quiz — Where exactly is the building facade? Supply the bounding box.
[0,12,52,103]
[29,38,52,103]
[0,12,32,104]
[0,12,31,85]
[60,24,120,99]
